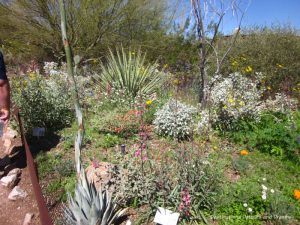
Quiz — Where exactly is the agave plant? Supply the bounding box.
[97,48,162,99]
[64,169,127,225]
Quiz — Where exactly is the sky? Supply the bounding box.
[177,0,300,34]
[236,0,300,31]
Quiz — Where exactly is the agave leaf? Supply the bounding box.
[65,168,127,225]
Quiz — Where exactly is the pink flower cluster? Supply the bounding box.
[134,142,148,161]
[179,188,191,217]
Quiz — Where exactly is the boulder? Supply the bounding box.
[0,168,22,188]
[22,213,34,225]
[8,186,28,200]
[3,127,18,139]
[3,138,12,155]
[86,161,116,191]
[0,173,19,188]
[7,168,22,176]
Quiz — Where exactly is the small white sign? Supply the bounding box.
[154,207,179,225]
[32,127,46,137]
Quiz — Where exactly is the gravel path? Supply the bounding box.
[0,136,40,225]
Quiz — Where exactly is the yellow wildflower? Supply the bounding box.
[173,79,180,85]
[29,72,37,81]
[163,64,168,68]
[231,60,238,67]
[228,98,234,103]
[240,150,249,156]
[267,86,271,90]
[146,100,153,106]
[245,66,253,73]
[276,63,284,69]
[223,105,228,109]
[294,189,300,200]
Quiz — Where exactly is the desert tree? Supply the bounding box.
[190,0,250,106]
[0,0,169,61]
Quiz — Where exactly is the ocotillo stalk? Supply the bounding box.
[59,0,84,174]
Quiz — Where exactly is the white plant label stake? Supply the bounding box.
[154,207,179,225]
[32,127,45,137]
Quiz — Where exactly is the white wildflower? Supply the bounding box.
[262,192,267,200]
[243,203,248,207]
[262,184,268,191]
[248,208,253,213]
[154,99,197,140]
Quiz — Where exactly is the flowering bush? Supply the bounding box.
[91,107,140,138]
[197,72,298,134]
[211,72,265,128]
[93,85,132,111]
[12,70,73,133]
[106,147,220,223]
[197,72,265,134]
[263,93,298,113]
[153,99,197,140]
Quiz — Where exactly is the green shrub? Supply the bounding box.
[100,134,122,148]
[216,175,298,225]
[12,72,73,133]
[232,156,250,175]
[54,159,75,177]
[91,107,140,138]
[224,111,300,163]
[222,26,300,98]
[36,152,61,178]
[106,148,220,223]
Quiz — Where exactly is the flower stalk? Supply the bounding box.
[59,0,84,174]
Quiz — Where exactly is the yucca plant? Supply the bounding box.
[64,169,127,225]
[97,48,162,99]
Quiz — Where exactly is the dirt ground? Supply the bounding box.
[0,137,40,225]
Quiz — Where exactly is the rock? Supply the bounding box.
[7,168,22,176]
[0,173,19,188]
[8,186,28,200]
[22,213,34,225]
[86,161,116,191]
[3,138,12,154]
[3,127,18,139]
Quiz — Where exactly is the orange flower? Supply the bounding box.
[240,150,249,156]
[114,127,122,133]
[294,189,300,200]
